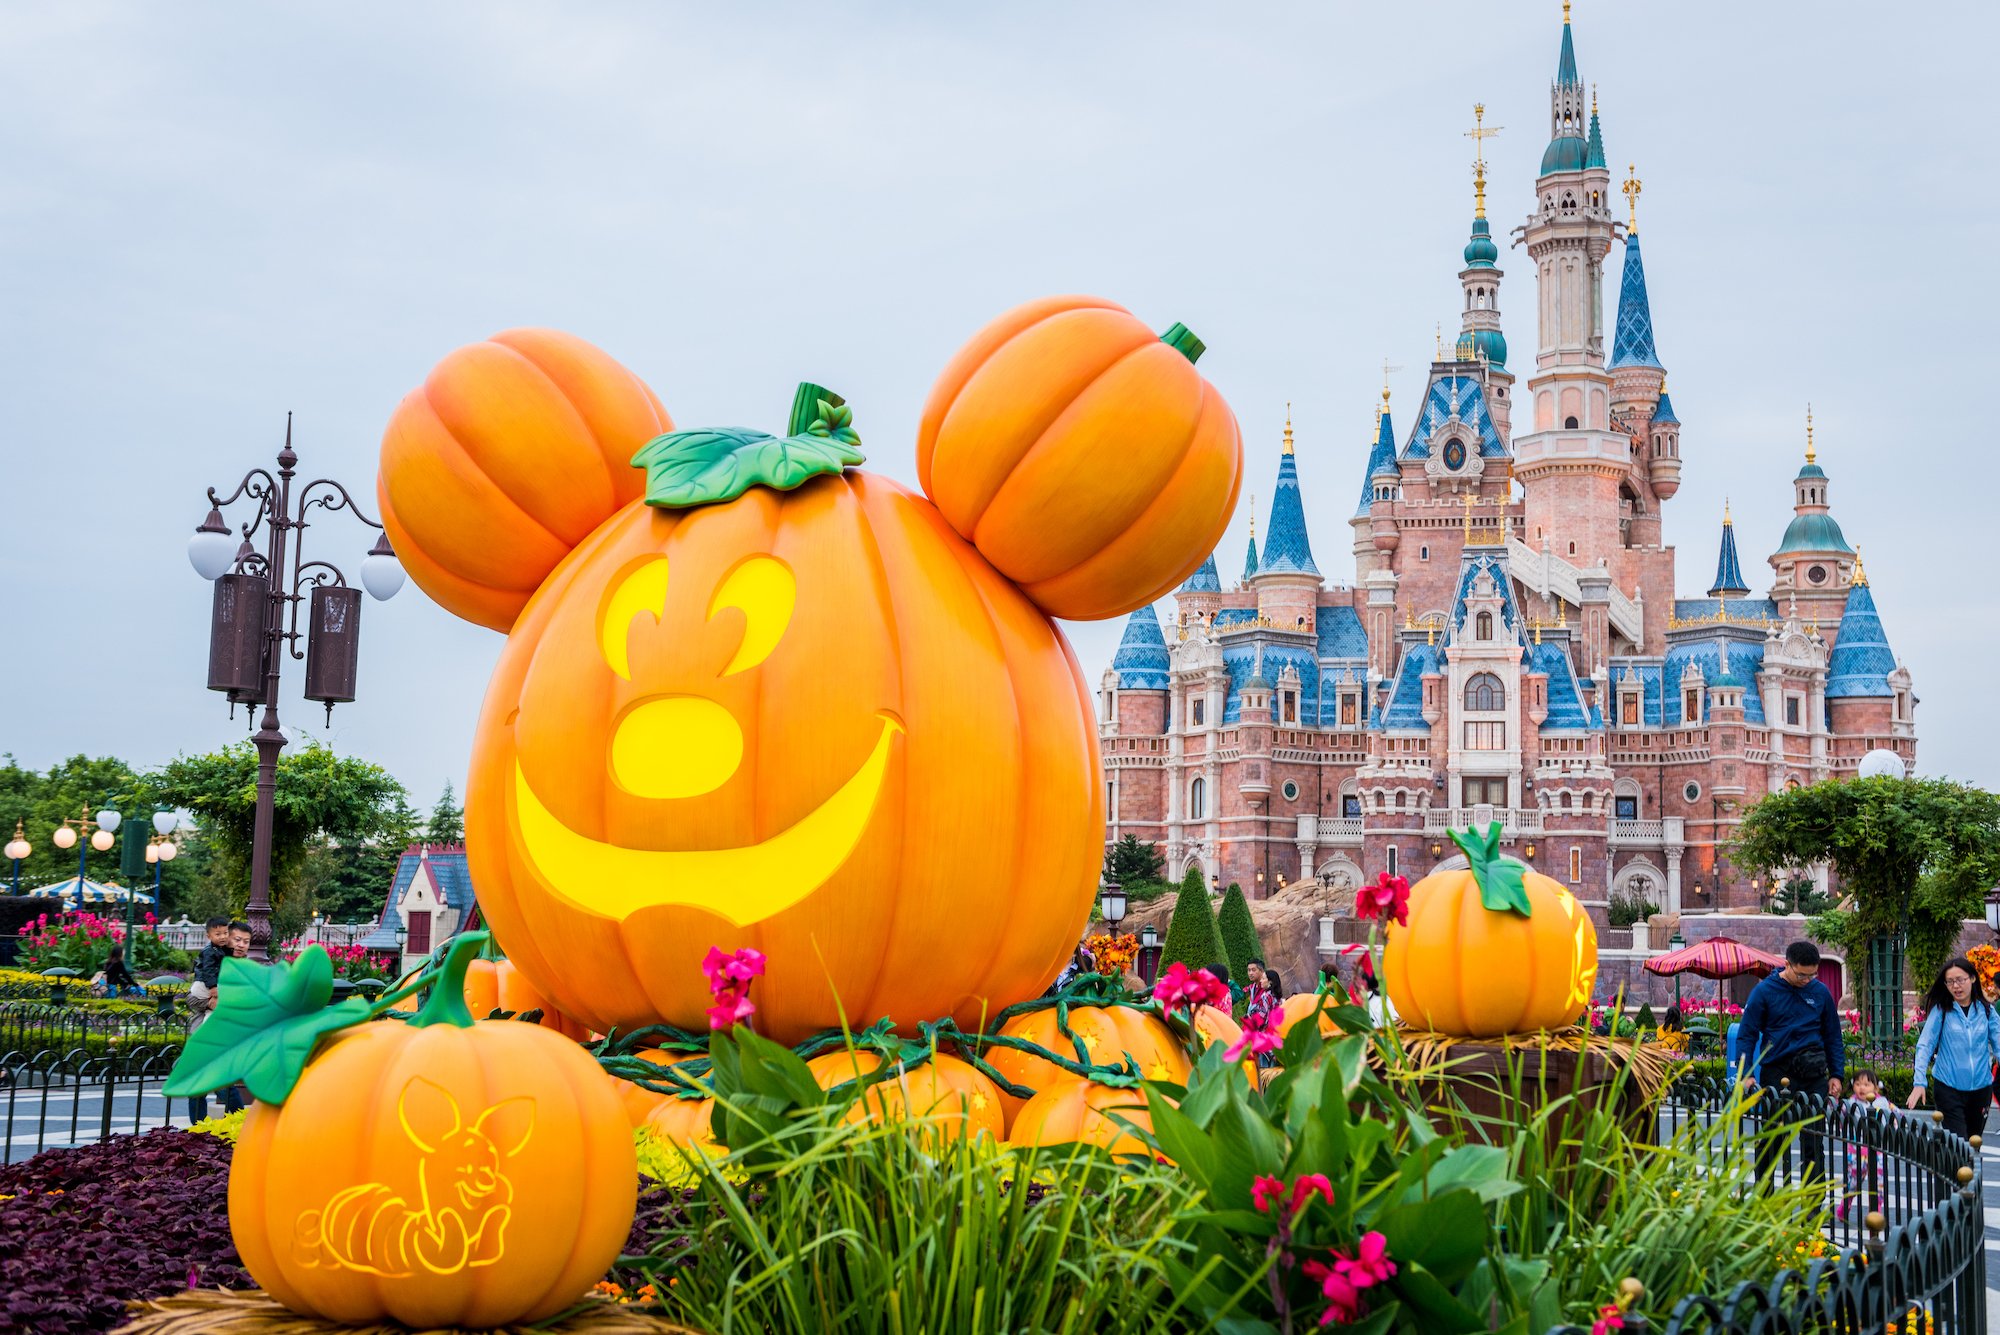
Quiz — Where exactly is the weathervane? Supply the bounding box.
[1465,103,1504,219]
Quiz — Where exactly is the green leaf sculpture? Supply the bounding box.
[1449,821,1533,917]
[161,946,373,1104]
[631,381,864,510]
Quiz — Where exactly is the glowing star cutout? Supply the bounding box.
[513,713,904,925]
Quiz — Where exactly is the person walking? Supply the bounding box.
[1905,956,2000,1140]
[1735,940,1845,1186]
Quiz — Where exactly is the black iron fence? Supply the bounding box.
[1,1044,186,1163]
[0,1001,189,1060]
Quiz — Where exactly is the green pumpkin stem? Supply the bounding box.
[1448,821,1534,918]
[408,931,490,1030]
[788,382,846,436]
[1158,323,1205,365]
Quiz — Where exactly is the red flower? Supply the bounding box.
[706,992,756,1031]
[1338,1231,1397,1288]
[1253,1173,1336,1218]
[1590,1303,1625,1335]
[1152,961,1229,1012]
[1302,1258,1368,1326]
[1224,1007,1284,1064]
[1251,1174,1288,1213]
[1355,873,1410,927]
[701,945,766,1032]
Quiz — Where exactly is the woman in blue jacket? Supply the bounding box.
[1906,956,2000,1138]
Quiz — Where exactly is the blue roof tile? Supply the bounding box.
[1356,410,1398,517]
[1178,552,1221,593]
[1112,602,1172,690]
[1825,581,1897,698]
[1709,515,1750,597]
[1529,641,1595,730]
[1401,375,1506,462]
[1316,606,1369,660]
[1609,233,1662,369]
[1259,450,1319,576]
[1661,639,1767,724]
[1380,642,1441,731]
[1651,390,1679,424]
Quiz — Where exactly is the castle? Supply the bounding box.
[1097,11,1916,940]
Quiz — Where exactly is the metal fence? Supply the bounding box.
[1,1045,187,1163]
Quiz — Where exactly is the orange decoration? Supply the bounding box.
[916,296,1242,620]
[641,1091,718,1152]
[461,956,595,1042]
[985,1005,1189,1128]
[1383,836,1599,1037]
[806,1049,1005,1144]
[378,329,671,632]
[1275,992,1340,1040]
[1007,1078,1162,1158]
[229,976,634,1326]
[611,1048,699,1128]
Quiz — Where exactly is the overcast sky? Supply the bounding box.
[2,2,1992,802]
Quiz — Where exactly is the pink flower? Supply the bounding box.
[1224,1007,1284,1064]
[1289,1173,1335,1213]
[1153,962,1230,1013]
[1302,1258,1369,1326]
[1253,1173,1335,1218]
[1250,1174,1288,1213]
[1338,1231,1397,1288]
[706,992,756,1031]
[1355,873,1410,927]
[701,946,767,992]
[1590,1303,1625,1335]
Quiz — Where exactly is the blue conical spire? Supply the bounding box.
[1557,9,1579,86]
[1178,551,1221,593]
[1241,509,1259,583]
[1826,563,1897,698]
[1355,404,1398,518]
[1585,103,1606,169]
[1609,233,1662,369]
[1652,389,1678,424]
[1110,602,1171,690]
[1259,420,1319,577]
[1708,503,1749,598]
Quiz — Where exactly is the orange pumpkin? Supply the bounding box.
[642,1091,719,1151]
[985,1004,1190,1127]
[462,955,595,1042]
[1276,992,1339,1040]
[806,1049,1005,1143]
[1189,1004,1261,1087]
[458,421,1103,1045]
[916,295,1242,620]
[228,940,635,1328]
[611,1048,700,1127]
[378,329,671,632]
[1383,824,1599,1038]
[1007,1077,1161,1157]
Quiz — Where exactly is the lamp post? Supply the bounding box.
[51,804,120,914]
[1138,921,1161,985]
[5,822,27,895]
[1984,889,2000,942]
[1669,930,1686,1013]
[139,811,180,938]
[188,417,403,957]
[1098,876,1127,936]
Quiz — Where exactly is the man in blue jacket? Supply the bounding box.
[1734,940,1845,1186]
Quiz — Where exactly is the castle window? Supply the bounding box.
[1343,794,1362,818]
[1683,689,1699,722]
[1564,416,1579,429]
[1465,776,1506,805]
[1420,545,1430,561]
[1621,694,1638,726]
[1895,691,1909,721]
[1785,696,1801,727]
[1465,672,1504,711]
[1615,795,1638,820]
[1281,690,1298,724]
[1339,693,1358,727]
[1188,777,1207,822]
[1568,541,1578,556]
[1568,848,1583,884]
[1282,780,1300,801]
[1386,846,1398,877]
[1682,780,1702,803]
[1192,698,1206,726]
[1475,611,1493,641]
[1464,720,1506,750]
[1106,780,1116,821]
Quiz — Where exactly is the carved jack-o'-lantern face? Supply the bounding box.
[380,303,1243,1044]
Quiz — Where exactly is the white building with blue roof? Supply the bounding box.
[1095,9,1916,982]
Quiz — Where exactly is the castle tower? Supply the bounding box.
[1251,413,1322,634]
[1174,551,1223,631]
[1241,501,1260,585]
[1647,380,1682,500]
[1825,556,1914,758]
[1352,391,1400,578]
[1767,406,1856,626]
[1511,11,1628,568]
[1457,104,1514,441]
[1608,165,1666,420]
[1707,503,1750,599]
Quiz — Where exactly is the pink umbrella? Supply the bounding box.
[1645,934,1785,1010]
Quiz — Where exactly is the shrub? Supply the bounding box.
[1159,866,1224,976]
[14,911,191,974]
[1214,881,1262,983]
[1607,891,1657,928]
[274,938,394,983]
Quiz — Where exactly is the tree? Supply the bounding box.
[1733,776,2000,1032]
[1160,865,1225,976]
[157,741,408,915]
[425,782,465,845]
[306,791,421,925]
[1215,881,1263,983]
[1104,834,1164,890]
[0,753,201,906]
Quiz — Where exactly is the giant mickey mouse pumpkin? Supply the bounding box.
[379,298,1241,1043]
[1381,823,1600,1037]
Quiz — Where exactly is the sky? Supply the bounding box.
[2,1,1994,802]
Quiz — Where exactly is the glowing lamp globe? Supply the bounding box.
[157,840,179,862]
[153,811,179,836]
[96,809,121,833]
[52,826,77,850]
[4,836,28,861]
[90,829,115,852]
[145,843,160,865]
[188,508,237,581]
[1857,749,1903,780]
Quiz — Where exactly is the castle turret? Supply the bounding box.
[1707,502,1749,599]
[1825,556,1911,754]
[1252,414,1322,634]
[1103,601,1171,735]
[1511,8,1628,571]
[1353,394,1401,573]
[1647,380,1681,500]
[1241,502,1259,585]
[1608,165,1665,415]
[1456,104,1514,443]
[1175,551,1223,629]
[1767,406,1855,625]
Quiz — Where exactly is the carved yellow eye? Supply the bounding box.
[706,556,794,676]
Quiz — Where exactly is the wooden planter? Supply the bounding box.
[1395,1031,1666,1149]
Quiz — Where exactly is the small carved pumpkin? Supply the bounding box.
[1275,991,1339,1040]
[462,954,594,1042]
[985,1004,1190,1128]
[642,1090,719,1151]
[1007,1077,1160,1157]
[806,1049,1005,1143]
[612,1048,700,1128]
[916,296,1242,620]
[1383,823,1599,1038]
[216,938,636,1329]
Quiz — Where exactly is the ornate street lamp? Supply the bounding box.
[51,804,119,913]
[1137,921,1162,987]
[138,810,180,937]
[1984,888,2000,940]
[188,416,402,957]
[4,822,28,895]
[1098,876,1127,934]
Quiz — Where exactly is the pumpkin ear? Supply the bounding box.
[377,329,673,633]
[470,1095,537,1158]
[398,1076,462,1152]
[915,296,1243,622]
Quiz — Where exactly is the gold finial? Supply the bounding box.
[1805,403,1816,464]
[1563,0,1571,24]
[1404,605,1414,629]
[1852,547,1867,586]
[1426,619,1436,647]
[1723,496,1732,524]
[1465,103,1503,220]
[1249,496,1256,541]
[1557,602,1568,629]
[1435,322,1444,359]
[1282,403,1294,456]
[1622,164,1642,233]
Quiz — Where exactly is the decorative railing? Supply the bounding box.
[1608,817,1686,849]
[1318,817,1365,843]
[1424,806,1545,837]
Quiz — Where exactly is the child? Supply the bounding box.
[1835,1070,1892,1221]
[182,918,243,1123]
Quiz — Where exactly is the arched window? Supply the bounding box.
[1188,777,1207,822]
[1475,611,1493,641]
[1564,415,1580,429]
[1464,673,1504,712]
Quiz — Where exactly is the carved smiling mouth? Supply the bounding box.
[512,712,903,926]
